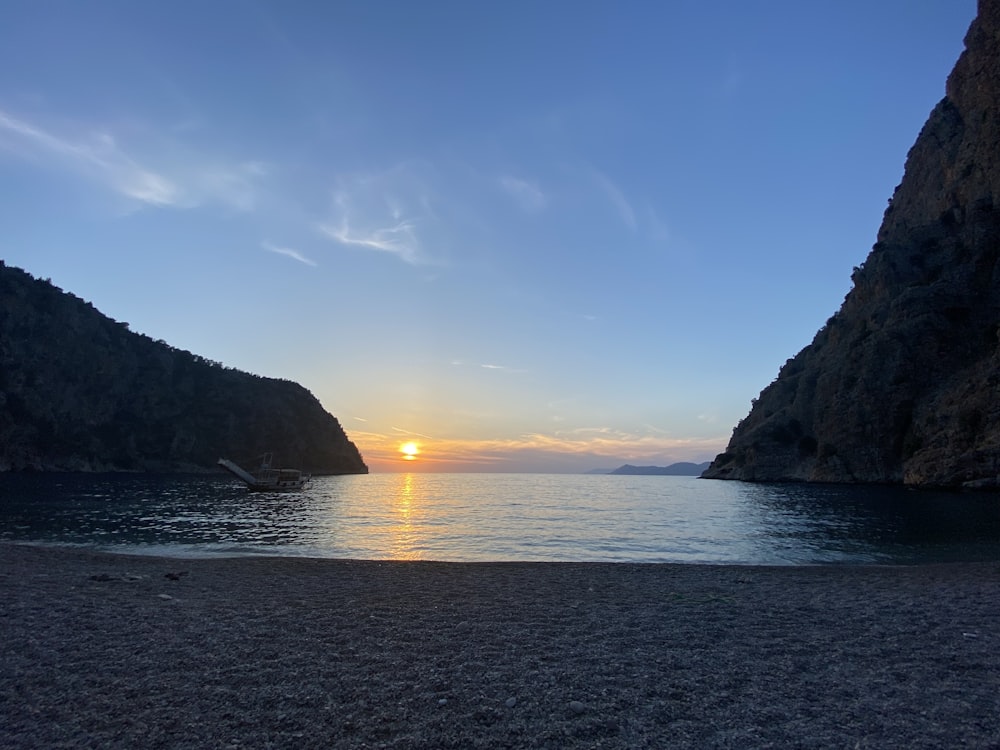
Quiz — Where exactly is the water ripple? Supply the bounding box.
[2,472,1000,563]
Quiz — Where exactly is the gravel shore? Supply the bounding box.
[2,542,999,748]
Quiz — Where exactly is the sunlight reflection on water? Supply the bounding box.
[2,472,1000,564]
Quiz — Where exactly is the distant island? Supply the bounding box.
[602,462,712,476]
[0,262,368,474]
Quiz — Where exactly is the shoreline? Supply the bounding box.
[6,538,991,567]
[3,542,1000,748]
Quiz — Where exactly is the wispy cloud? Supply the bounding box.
[391,426,435,439]
[197,161,268,211]
[503,428,724,460]
[352,424,726,472]
[479,363,527,374]
[645,205,671,244]
[319,203,421,263]
[317,166,438,266]
[498,175,546,213]
[261,240,316,266]
[451,360,527,374]
[0,109,179,206]
[588,167,637,231]
[0,108,269,213]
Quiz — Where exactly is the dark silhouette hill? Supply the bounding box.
[0,262,367,474]
[609,463,711,476]
[704,1,1000,489]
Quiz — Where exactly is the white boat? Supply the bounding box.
[217,453,310,492]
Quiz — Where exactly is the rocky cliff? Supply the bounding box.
[0,263,368,474]
[704,1,1000,489]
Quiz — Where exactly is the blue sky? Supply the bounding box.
[0,0,976,472]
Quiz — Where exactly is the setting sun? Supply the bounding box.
[400,441,420,461]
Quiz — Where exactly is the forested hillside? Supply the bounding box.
[0,262,367,474]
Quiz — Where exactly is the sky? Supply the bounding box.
[0,0,978,473]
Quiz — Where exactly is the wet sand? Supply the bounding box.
[2,542,999,748]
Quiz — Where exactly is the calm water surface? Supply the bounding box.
[3,472,1000,564]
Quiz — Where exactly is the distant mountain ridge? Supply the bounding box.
[0,262,368,474]
[607,462,711,476]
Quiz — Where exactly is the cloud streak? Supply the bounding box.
[499,175,546,212]
[479,363,527,374]
[451,360,527,374]
[318,166,438,266]
[391,426,435,439]
[0,108,268,212]
[196,161,268,211]
[319,211,421,263]
[353,425,726,472]
[589,168,637,231]
[0,109,180,206]
[261,240,316,266]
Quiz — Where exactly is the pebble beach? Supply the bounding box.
[3,542,999,748]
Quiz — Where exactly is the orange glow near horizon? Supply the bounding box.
[351,427,726,473]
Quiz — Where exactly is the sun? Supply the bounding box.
[400,442,420,461]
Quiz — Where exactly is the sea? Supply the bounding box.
[3,472,1000,565]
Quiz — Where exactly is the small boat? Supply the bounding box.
[217,453,310,492]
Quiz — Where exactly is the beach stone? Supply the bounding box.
[157,593,174,601]
[568,700,586,714]
[505,697,517,708]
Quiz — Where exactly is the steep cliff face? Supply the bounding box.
[704,1,1000,489]
[0,263,368,474]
